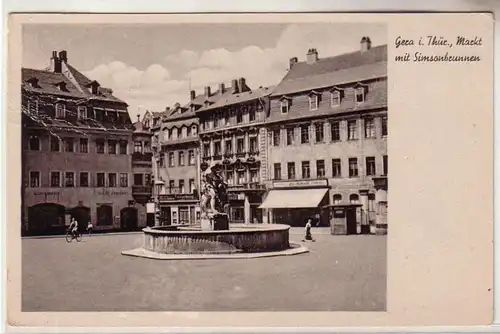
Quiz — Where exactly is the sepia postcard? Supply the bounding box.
[5,13,494,328]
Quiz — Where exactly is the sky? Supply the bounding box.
[22,23,387,118]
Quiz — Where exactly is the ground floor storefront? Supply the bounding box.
[22,188,148,236]
[227,191,264,224]
[158,194,200,225]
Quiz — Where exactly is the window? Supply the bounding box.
[134,141,142,153]
[145,174,151,186]
[364,118,376,138]
[80,172,89,187]
[169,180,175,193]
[226,170,234,185]
[172,128,178,140]
[214,115,220,128]
[347,120,358,140]
[316,160,325,178]
[348,158,358,177]
[168,152,175,167]
[249,108,256,122]
[29,136,40,151]
[50,136,60,152]
[236,111,243,124]
[381,117,388,137]
[274,163,281,180]
[108,173,117,187]
[286,128,294,145]
[366,157,376,176]
[29,171,40,188]
[332,159,342,178]
[237,171,246,185]
[119,140,127,154]
[108,140,116,154]
[249,137,258,153]
[64,138,74,152]
[65,172,75,187]
[144,141,151,153]
[179,180,185,194]
[300,124,310,144]
[27,98,39,114]
[331,91,341,107]
[134,173,143,186]
[330,122,340,141]
[355,88,365,103]
[159,154,165,167]
[272,129,281,147]
[309,95,318,110]
[50,171,61,187]
[188,150,195,165]
[97,173,105,187]
[301,161,310,179]
[333,194,342,204]
[349,194,360,204]
[280,100,289,114]
[225,140,233,155]
[383,155,388,175]
[96,139,105,154]
[178,151,185,166]
[203,143,211,157]
[55,103,66,118]
[179,207,189,223]
[237,138,245,153]
[77,106,87,119]
[287,162,296,180]
[191,125,197,136]
[368,193,376,212]
[315,123,324,143]
[79,138,88,153]
[250,169,258,183]
[189,179,195,193]
[214,141,222,156]
[172,211,178,225]
[119,173,128,187]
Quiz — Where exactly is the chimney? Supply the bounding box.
[190,90,196,101]
[306,48,318,64]
[58,50,68,62]
[174,102,181,109]
[204,86,211,97]
[238,78,247,92]
[50,50,62,73]
[360,36,372,52]
[218,82,225,95]
[289,57,298,69]
[231,79,239,94]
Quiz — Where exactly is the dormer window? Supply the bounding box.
[26,78,40,89]
[55,81,68,92]
[77,106,87,119]
[27,98,39,115]
[280,97,291,114]
[55,103,66,118]
[87,80,100,95]
[354,83,368,104]
[308,91,320,111]
[331,89,345,107]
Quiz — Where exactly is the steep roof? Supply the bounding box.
[272,45,387,96]
[196,85,275,112]
[22,68,85,99]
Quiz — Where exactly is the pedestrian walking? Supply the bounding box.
[87,221,93,237]
[302,218,315,242]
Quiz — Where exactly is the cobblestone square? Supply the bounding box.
[22,229,386,312]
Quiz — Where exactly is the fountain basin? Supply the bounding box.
[140,224,291,254]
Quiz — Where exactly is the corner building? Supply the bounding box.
[260,38,388,234]
[21,50,149,235]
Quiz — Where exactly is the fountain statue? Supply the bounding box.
[200,162,229,230]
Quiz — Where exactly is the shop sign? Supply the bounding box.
[97,190,130,196]
[159,193,197,201]
[33,191,60,202]
[273,179,328,188]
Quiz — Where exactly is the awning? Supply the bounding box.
[259,188,329,209]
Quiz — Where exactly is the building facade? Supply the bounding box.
[260,37,388,233]
[196,78,272,224]
[21,50,148,235]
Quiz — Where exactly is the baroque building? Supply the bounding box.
[259,37,388,234]
[21,50,150,236]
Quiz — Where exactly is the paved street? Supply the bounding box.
[22,229,386,312]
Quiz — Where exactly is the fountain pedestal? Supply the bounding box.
[200,213,229,231]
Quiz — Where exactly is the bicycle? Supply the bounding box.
[65,230,82,243]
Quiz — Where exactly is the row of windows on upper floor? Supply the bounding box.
[27,135,152,155]
[272,155,388,180]
[202,136,259,158]
[270,117,387,147]
[157,149,197,168]
[161,124,199,142]
[199,104,263,132]
[162,179,197,194]
[27,171,135,188]
[279,86,371,114]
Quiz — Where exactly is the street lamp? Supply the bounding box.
[154,179,165,227]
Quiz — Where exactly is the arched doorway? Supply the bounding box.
[70,206,90,233]
[96,204,113,227]
[28,203,65,235]
[120,207,138,231]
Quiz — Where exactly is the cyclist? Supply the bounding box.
[68,218,79,239]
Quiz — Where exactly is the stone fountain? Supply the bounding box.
[122,162,308,259]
